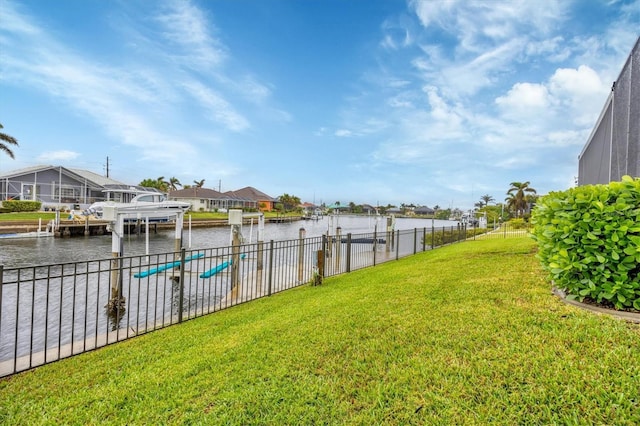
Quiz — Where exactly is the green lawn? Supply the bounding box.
[0,212,57,221]
[1,238,638,425]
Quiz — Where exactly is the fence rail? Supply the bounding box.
[0,223,531,376]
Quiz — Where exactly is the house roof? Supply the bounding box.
[0,164,52,178]
[224,186,274,202]
[169,187,226,199]
[0,165,124,189]
[415,206,434,213]
[70,168,124,187]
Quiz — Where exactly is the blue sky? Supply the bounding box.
[1,0,638,209]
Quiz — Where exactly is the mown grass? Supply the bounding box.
[0,212,57,221]
[1,238,639,424]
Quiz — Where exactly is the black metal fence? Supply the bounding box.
[0,223,530,376]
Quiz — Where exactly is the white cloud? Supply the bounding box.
[495,82,550,112]
[548,65,609,125]
[335,129,354,137]
[182,79,250,131]
[37,150,80,162]
[154,0,226,70]
[411,0,568,43]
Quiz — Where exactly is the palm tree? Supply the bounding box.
[139,177,168,192]
[168,177,181,191]
[480,194,495,206]
[156,176,169,192]
[506,182,536,217]
[474,194,495,210]
[0,123,19,159]
[193,179,205,188]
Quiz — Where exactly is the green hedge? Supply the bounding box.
[421,227,485,247]
[1,200,42,212]
[532,176,640,310]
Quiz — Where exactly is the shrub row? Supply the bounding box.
[532,176,640,310]
[1,200,42,212]
[421,227,486,247]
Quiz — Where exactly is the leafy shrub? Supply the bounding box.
[1,200,42,212]
[508,218,528,229]
[532,176,640,310]
[422,227,483,247]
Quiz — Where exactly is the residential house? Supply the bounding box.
[169,186,276,212]
[225,186,276,211]
[360,204,378,214]
[414,206,435,216]
[0,165,124,209]
[168,187,230,212]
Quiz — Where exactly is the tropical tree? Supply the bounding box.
[193,179,205,188]
[480,194,495,207]
[140,176,169,192]
[0,123,19,159]
[278,193,301,212]
[435,208,451,220]
[168,177,182,191]
[505,181,536,218]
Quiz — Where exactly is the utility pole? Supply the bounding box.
[105,156,110,178]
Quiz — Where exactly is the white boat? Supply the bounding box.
[0,230,53,239]
[86,185,190,222]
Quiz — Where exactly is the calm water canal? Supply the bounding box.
[0,215,458,268]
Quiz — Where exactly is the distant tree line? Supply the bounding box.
[139,177,205,192]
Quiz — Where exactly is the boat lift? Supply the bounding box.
[102,203,188,309]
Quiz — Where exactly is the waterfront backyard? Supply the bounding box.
[1,237,639,424]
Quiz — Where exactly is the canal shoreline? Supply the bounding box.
[0,216,304,237]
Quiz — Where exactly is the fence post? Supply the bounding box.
[373,227,378,266]
[297,228,305,283]
[267,240,274,296]
[316,249,324,285]
[346,233,352,273]
[335,227,342,273]
[178,247,186,323]
[431,224,435,249]
[413,228,417,254]
[422,227,426,252]
[504,223,507,239]
[257,240,264,291]
[322,234,328,274]
[231,225,241,291]
[0,265,3,327]
[396,230,400,260]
